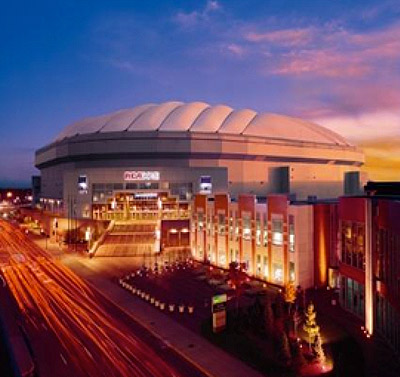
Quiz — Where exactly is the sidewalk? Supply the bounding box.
[61,256,266,377]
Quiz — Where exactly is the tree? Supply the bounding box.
[284,283,296,314]
[293,309,302,337]
[227,262,247,313]
[295,285,305,312]
[263,297,274,335]
[303,302,320,351]
[274,292,285,319]
[291,340,306,368]
[249,296,263,332]
[314,334,325,363]
[275,331,291,365]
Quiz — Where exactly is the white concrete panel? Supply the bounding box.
[55,117,94,141]
[190,105,233,133]
[244,113,332,144]
[128,101,183,131]
[100,104,155,133]
[218,109,257,135]
[75,112,122,136]
[297,119,350,146]
[159,102,209,131]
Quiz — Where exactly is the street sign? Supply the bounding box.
[212,294,227,333]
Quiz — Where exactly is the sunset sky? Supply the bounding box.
[1,0,399,185]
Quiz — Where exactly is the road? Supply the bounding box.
[0,220,206,377]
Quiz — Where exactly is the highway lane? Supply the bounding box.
[0,220,205,377]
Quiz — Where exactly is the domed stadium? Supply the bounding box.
[35,101,364,219]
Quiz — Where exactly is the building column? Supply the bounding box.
[365,199,374,335]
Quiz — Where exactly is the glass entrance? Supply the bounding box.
[92,191,189,221]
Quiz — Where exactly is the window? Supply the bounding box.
[219,251,226,266]
[341,221,365,270]
[198,212,204,231]
[263,230,268,247]
[289,222,295,252]
[256,214,261,246]
[289,262,295,282]
[243,214,251,241]
[218,214,225,234]
[272,218,283,246]
[273,263,283,283]
[263,256,268,278]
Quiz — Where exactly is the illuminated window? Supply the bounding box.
[289,262,295,282]
[273,263,283,283]
[218,214,225,234]
[289,222,295,252]
[263,230,268,247]
[243,214,251,241]
[256,229,261,246]
[219,251,226,266]
[256,214,261,245]
[256,254,261,275]
[198,212,204,230]
[272,219,283,246]
[263,256,268,278]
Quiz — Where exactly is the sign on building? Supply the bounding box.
[78,175,88,194]
[124,171,160,181]
[199,175,212,194]
[212,293,227,333]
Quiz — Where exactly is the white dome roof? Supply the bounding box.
[55,101,350,146]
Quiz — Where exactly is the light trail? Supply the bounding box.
[0,220,184,377]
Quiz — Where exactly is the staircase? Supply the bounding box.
[94,221,158,257]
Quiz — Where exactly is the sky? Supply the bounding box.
[1,0,400,186]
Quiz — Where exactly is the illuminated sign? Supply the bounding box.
[212,293,227,306]
[199,175,212,194]
[212,294,227,333]
[124,171,160,181]
[78,175,88,194]
[134,193,158,199]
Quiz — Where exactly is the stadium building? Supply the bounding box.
[35,101,364,220]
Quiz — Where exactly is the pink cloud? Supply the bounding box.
[295,81,400,120]
[226,43,245,56]
[273,49,372,77]
[245,28,313,46]
[244,22,400,78]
